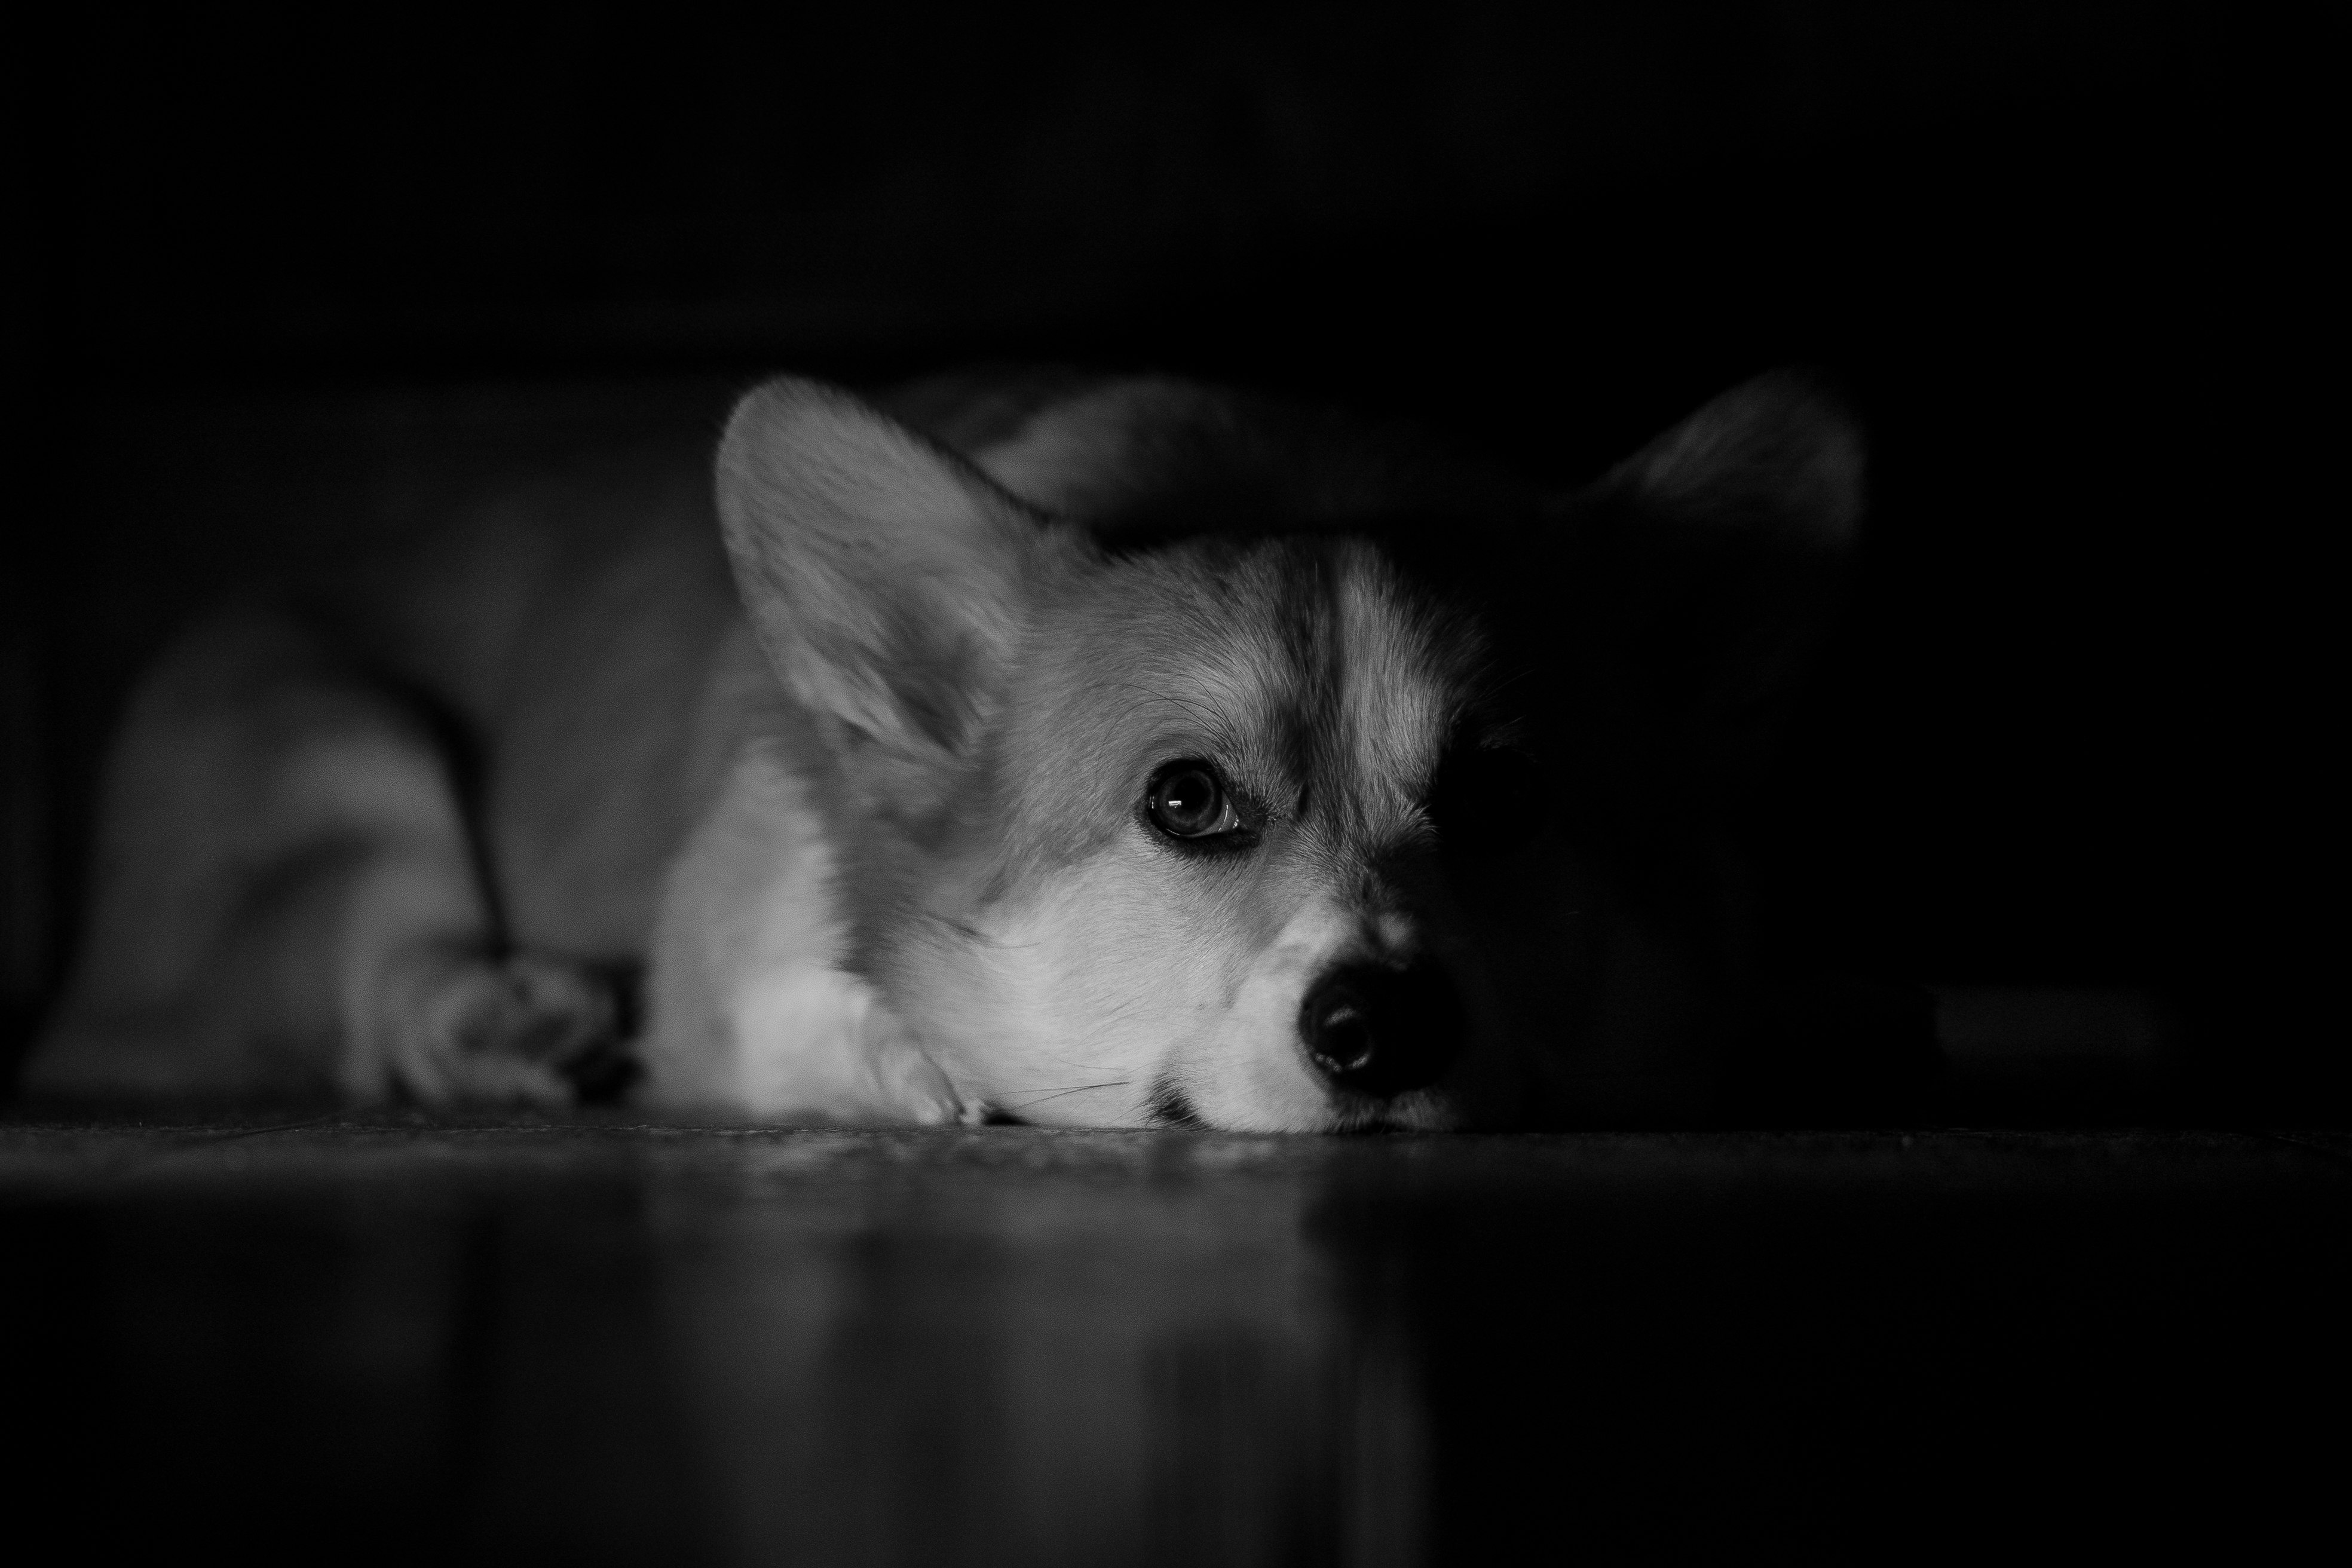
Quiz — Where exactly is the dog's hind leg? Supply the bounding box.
[27,611,616,1105]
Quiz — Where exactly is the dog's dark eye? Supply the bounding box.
[1426,747,1545,852]
[1146,760,1241,840]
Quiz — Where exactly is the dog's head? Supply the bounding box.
[715,372,1861,1129]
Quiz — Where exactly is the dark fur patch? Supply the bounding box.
[1146,1075,1205,1128]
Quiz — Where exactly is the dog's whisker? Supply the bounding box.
[920,911,1039,949]
[1039,1048,1124,1072]
[1002,1080,1133,1108]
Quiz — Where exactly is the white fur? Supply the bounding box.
[643,725,962,1125]
[902,863,1438,1131]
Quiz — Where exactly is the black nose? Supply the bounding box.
[1298,960,1466,1099]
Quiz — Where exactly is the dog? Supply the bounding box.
[26,368,1861,1130]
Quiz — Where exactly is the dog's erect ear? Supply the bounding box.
[1602,369,1864,549]
[716,378,1078,759]
[1549,370,1867,797]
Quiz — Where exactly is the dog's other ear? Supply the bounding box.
[1561,370,1866,792]
[1603,368,1864,550]
[716,378,1079,760]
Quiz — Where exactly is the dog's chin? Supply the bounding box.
[1145,1072,1465,1134]
[1328,1088,1464,1134]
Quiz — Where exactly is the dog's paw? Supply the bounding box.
[390,953,623,1107]
[856,1008,975,1126]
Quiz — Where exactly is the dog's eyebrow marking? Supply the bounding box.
[1146,1076,1205,1128]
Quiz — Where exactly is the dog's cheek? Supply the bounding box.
[942,854,1240,1125]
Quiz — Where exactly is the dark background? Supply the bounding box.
[2,4,2329,1110]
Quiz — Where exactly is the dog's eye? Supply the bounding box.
[1146,760,1241,840]
[1426,747,1545,852]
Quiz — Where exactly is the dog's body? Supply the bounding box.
[28,370,1861,1130]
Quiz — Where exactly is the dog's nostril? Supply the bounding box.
[1300,961,1465,1099]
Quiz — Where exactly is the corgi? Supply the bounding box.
[25,368,1861,1130]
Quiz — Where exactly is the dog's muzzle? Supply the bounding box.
[1298,959,1465,1100]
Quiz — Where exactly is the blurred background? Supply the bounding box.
[2,2,2326,1114]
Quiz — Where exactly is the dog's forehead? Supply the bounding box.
[1022,537,1474,811]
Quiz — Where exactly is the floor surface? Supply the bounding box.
[5,1117,2345,1561]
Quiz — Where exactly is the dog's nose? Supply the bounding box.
[1298,960,1466,1099]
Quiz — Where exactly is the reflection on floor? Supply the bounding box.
[5,1117,2345,1561]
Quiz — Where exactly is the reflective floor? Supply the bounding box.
[5,1118,2345,1561]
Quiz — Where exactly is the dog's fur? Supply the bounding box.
[27,370,1861,1129]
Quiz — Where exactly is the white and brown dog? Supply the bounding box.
[27,369,1861,1129]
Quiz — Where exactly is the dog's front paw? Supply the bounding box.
[388,952,624,1107]
[855,1007,975,1126]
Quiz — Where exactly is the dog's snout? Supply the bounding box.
[1298,960,1465,1099]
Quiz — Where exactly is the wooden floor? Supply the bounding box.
[5,1117,2345,1561]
